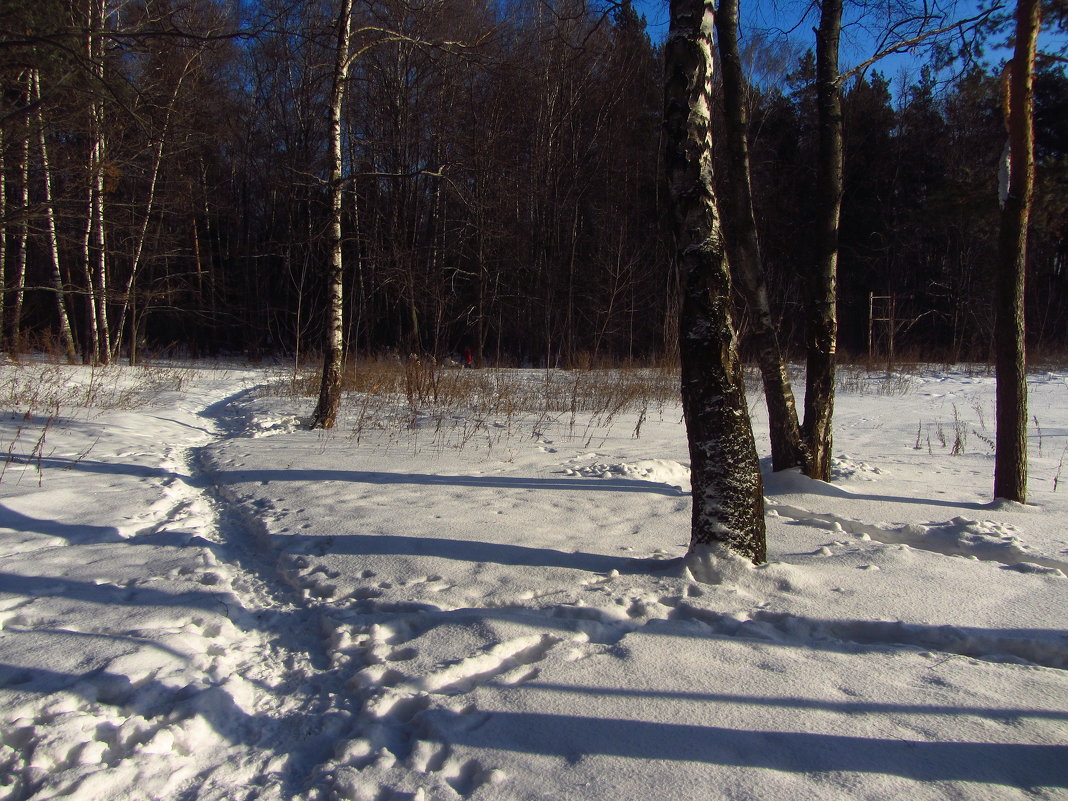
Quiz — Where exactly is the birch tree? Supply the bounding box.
[664,0,766,564]
[81,0,111,364]
[9,74,33,352]
[311,0,354,429]
[32,69,79,363]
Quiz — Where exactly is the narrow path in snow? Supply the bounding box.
[183,396,520,797]
[146,388,374,797]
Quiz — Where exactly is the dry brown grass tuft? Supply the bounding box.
[267,358,681,449]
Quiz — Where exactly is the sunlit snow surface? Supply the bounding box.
[1,362,1066,800]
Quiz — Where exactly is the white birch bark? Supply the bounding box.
[87,0,111,363]
[32,70,78,363]
[11,73,33,350]
[311,0,355,429]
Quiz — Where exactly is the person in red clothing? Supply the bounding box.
[463,346,474,368]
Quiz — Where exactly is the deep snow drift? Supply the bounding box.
[0,361,1066,800]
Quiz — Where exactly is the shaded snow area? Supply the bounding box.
[1,363,1067,800]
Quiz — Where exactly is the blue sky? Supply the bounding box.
[629,0,1064,95]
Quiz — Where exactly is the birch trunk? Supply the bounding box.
[81,170,101,363]
[311,0,354,429]
[664,0,765,563]
[11,74,32,351]
[87,0,110,363]
[803,0,843,482]
[33,70,78,363]
[994,0,1040,503]
[714,0,806,473]
[91,123,110,363]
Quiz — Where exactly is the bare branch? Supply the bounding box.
[839,5,1003,84]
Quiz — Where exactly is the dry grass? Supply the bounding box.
[835,364,914,396]
[0,361,198,413]
[0,360,200,485]
[266,358,681,449]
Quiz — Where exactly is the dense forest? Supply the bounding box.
[0,0,1065,367]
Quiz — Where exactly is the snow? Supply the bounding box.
[1,361,1066,800]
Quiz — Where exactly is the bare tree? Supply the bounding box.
[715,0,807,472]
[80,0,111,364]
[310,0,355,430]
[664,0,766,563]
[9,72,33,351]
[801,0,844,482]
[994,0,1041,503]
[32,68,78,363]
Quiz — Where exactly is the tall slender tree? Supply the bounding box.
[311,0,355,430]
[802,0,844,482]
[994,0,1041,502]
[715,0,807,472]
[32,69,78,363]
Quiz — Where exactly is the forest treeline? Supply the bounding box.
[1,0,1065,366]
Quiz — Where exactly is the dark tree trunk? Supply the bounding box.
[804,0,844,482]
[994,0,1040,503]
[664,0,765,564]
[714,0,806,473]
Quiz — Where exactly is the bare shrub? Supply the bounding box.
[268,358,681,450]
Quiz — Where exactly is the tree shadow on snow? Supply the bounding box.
[762,464,990,511]
[422,708,1068,787]
[210,467,686,497]
[292,532,660,574]
[0,503,126,543]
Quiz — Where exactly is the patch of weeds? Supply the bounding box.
[836,365,913,396]
[268,358,681,451]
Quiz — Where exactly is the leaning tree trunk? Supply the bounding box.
[714,0,806,473]
[803,0,844,482]
[664,0,765,564]
[311,0,354,430]
[33,70,78,364]
[994,0,1040,503]
[112,59,194,363]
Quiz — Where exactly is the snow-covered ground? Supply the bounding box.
[1,361,1066,800]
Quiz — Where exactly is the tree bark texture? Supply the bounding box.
[664,0,765,563]
[311,0,354,430]
[714,0,807,473]
[33,70,79,364]
[803,0,844,482]
[11,74,32,351]
[994,0,1040,503]
[86,0,111,364]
